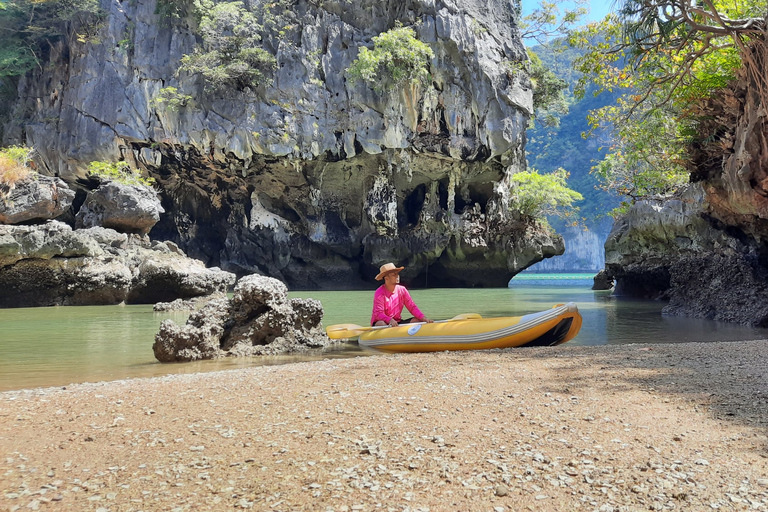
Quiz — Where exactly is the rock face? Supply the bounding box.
[601,55,768,327]
[591,269,614,291]
[4,0,564,288]
[75,180,164,234]
[604,184,768,326]
[0,221,235,307]
[0,175,75,224]
[527,223,610,273]
[153,274,332,362]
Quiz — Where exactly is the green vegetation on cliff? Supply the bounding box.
[153,0,295,98]
[0,0,102,137]
[177,0,280,92]
[509,168,584,224]
[347,24,434,91]
[0,0,101,81]
[87,161,155,188]
[0,146,34,190]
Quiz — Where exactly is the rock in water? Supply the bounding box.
[153,274,333,362]
[592,269,614,291]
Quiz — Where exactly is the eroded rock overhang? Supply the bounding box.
[7,0,564,288]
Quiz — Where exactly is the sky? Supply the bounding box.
[521,0,614,25]
[582,1,613,23]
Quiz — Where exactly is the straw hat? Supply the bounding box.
[375,262,404,280]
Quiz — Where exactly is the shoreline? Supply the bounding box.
[2,341,768,510]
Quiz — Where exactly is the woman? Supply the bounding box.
[370,263,433,327]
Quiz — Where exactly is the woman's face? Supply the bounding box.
[385,272,400,285]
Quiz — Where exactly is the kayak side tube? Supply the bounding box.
[358,302,583,353]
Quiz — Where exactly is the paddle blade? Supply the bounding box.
[326,323,366,339]
[452,313,482,320]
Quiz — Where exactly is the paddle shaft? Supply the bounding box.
[326,314,481,339]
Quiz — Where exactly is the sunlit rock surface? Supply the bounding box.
[0,222,235,307]
[604,184,768,326]
[153,274,332,362]
[5,0,564,288]
[75,180,164,235]
[0,175,74,224]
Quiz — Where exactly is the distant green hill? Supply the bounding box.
[526,43,621,229]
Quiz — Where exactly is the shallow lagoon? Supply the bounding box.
[2,274,767,391]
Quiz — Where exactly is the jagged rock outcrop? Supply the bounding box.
[603,45,768,326]
[0,175,75,224]
[153,274,332,362]
[0,221,235,307]
[75,180,164,234]
[664,254,768,326]
[591,269,614,291]
[604,184,730,298]
[604,183,768,325]
[153,294,226,311]
[4,0,564,288]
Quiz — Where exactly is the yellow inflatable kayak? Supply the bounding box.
[327,303,582,353]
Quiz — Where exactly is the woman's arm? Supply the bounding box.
[400,287,425,321]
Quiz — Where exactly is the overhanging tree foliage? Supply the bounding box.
[571,0,767,214]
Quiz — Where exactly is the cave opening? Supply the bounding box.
[259,193,301,223]
[437,179,449,211]
[399,184,427,229]
[453,183,493,214]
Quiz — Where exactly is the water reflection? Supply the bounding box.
[1,277,767,391]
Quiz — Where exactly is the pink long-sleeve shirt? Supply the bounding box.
[370,284,425,326]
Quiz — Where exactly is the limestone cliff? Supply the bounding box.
[526,223,609,273]
[4,0,563,289]
[598,37,768,325]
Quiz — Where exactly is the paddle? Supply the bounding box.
[326,313,482,340]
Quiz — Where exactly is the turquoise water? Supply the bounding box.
[512,273,596,280]
[1,275,767,391]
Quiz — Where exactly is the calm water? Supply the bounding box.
[1,273,767,391]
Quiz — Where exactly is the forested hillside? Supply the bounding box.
[526,43,620,230]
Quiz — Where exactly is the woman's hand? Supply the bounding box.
[423,318,434,323]
[388,318,399,327]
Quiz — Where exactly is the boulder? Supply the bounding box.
[0,221,235,307]
[75,180,164,235]
[153,274,334,362]
[0,175,75,224]
[591,269,614,291]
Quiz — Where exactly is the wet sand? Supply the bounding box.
[2,341,768,511]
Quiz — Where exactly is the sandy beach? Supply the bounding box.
[2,341,768,511]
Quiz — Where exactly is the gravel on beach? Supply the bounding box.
[2,340,768,511]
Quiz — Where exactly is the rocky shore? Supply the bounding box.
[2,341,767,511]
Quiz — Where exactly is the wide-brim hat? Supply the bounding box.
[375,262,404,280]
